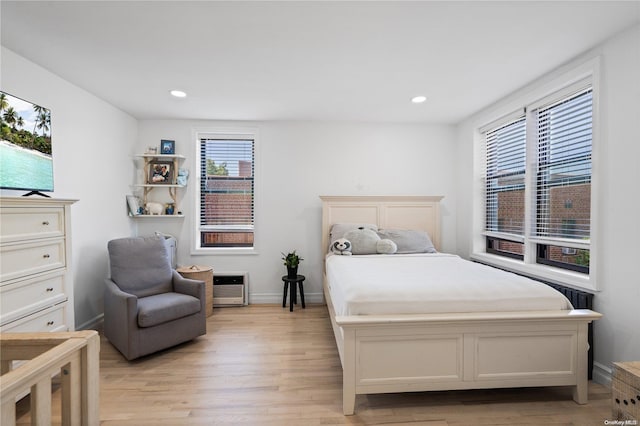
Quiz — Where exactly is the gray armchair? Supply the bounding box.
[104,236,206,360]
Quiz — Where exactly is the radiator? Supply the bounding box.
[544,282,595,380]
[546,283,594,311]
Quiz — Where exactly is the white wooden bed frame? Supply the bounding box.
[320,195,602,415]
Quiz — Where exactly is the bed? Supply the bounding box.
[320,195,602,415]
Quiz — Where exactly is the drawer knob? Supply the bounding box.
[42,221,50,225]
[623,399,628,405]
[46,287,54,292]
[43,254,50,259]
[615,398,621,404]
[47,321,55,326]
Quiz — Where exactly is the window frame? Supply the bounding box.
[192,127,260,255]
[471,58,600,292]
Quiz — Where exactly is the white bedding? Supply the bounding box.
[326,253,572,316]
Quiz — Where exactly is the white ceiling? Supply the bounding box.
[2,1,638,124]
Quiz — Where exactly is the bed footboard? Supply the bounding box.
[336,310,600,415]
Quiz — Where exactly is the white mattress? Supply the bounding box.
[325,253,573,316]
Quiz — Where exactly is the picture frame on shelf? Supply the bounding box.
[148,161,174,184]
[126,195,142,216]
[160,139,175,155]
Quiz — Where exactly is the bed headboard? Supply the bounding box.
[320,195,444,254]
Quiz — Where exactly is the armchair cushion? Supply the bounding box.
[137,292,201,328]
[108,236,173,298]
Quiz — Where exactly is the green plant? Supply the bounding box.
[281,250,303,268]
[574,249,590,267]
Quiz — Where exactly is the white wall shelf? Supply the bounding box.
[131,154,186,217]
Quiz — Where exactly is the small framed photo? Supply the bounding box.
[148,161,174,184]
[160,139,175,155]
[126,195,142,216]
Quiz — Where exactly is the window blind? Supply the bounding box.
[484,116,526,237]
[534,88,592,240]
[199,138,254,232]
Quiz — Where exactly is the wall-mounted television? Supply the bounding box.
[0,91,53,196]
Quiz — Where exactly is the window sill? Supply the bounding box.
[191,247,259,256]
[470,252,597,292]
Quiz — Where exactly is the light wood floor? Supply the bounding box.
[17,304,613,425]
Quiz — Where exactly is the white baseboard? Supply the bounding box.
[248,292,324,305]
[592,361,612,386]
[76,313,103,331]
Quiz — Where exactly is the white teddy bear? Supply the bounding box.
[343,227,397,255]
[331,238,353,255]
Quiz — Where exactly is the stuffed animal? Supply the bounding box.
[331,238,353,255]
[343,227,397,255]
[146,202,164,215]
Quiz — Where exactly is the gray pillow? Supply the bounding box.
[376,229,437,254]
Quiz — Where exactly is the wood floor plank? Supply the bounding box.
[15,304,612,425]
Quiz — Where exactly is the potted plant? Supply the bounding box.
[282,250,303,278]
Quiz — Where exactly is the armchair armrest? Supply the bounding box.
[104,278,138,315]
[172,270,206,300]
[104,278,139,355]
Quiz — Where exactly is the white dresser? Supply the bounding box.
[0,197,76,333]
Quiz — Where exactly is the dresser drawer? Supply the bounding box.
[0,240,66,283]
[0,207,64,244]
[0,304,67,333]
[0,272,66,326]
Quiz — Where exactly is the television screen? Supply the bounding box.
[0,91,53,193]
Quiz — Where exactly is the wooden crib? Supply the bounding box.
[0,331,99,425]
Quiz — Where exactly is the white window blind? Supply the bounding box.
[534,88,592,241]
[199,138,254,247]
[484,116,526,237]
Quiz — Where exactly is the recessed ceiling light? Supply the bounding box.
[170,90,187,98]
[411,95,427,104]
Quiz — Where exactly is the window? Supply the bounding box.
[197,134,255,249]
[484,116,526,259]
[481,84,593,275]
[534,88,592,273]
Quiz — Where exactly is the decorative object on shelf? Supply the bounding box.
[146,202,164,215]
[177,168,189,186]
[146,146,158,154]
[126,195,142,216]
[165,203,175,215]
[148,161,173,184]
[160,139,175,155]
[281,250,303,279]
